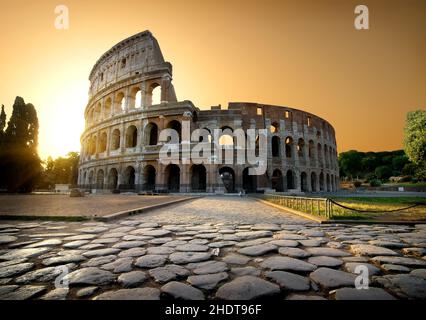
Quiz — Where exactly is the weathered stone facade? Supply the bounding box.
[78,31,339,193]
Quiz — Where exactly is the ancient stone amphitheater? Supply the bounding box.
[78,31,339,193]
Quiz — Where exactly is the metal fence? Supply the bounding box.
[258,194,425,220]
[259,194,332,219]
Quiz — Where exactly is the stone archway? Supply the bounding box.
[219,167,235,193]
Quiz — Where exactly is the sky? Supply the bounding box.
[0,0,425,160]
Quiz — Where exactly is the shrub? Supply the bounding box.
[353,181,362,188]
[369,179,382,187]
[399,175,412,182]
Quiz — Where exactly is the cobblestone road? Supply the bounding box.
[0,197,425,300]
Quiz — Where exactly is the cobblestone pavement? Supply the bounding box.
[0,197,425,300]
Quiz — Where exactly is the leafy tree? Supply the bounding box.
[37,152,80,189]
[338,150,363,179]
[0,105,6,135]
[0,97,41,192]
[392,155,409,173]
[375,165,393,180]
[404,110,426,180]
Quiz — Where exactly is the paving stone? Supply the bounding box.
[401,247,426,257]
[82,248,120,258]
[77,227,109,234]
[251,223,281,231]
[298,239,322,247]
[350,244,399,256]
[92,238,120,244]
[235,231,273,240]
[187,272,228,290]
[368,240,406,248]
[192,261,228,275]
[169,252,211,264]
[0,247,51,260]
[373,274,426,299]
[0,285,46,300]
[310,267,356,289]
[76,286,98,298]
[25,239,62,248]
[148,237,173,244]
[82,255,116,267]
[176,244,209,252]
[135,255,167,268]
[327,242,344,249]
[40,288,69,300]
[42,254,86,266]
[0,258,27,268]
[222,253,251,265]
[342,256,369,263]
[64,234,97,241]
[238,244,277,256]
[0,262,34,278]
[189,239,209,245]
[118,248,147,258]
[99,232,127,239]
[268,240,299,247]
[371,256,426,267]
[143,229,172,237]
[0,285,18,296]
[94,287,161,300]
[274,233,307,240]
[149,265,190,283]
[138,222,160,228]
[0,235,18,244]
[208,241,237,248]
[117,271,147,288]
[147,246,175,255]
[278,247,311,258]
[101,257,133,273]
[382,264,411,273]
[80,244,104,250]
[122,235,152,241]
[63,240,90,249]
[410,269,426,279]
[261,256,317,272]
[266,271,311,291]
[344,262,381,276]
[307,256,343,268]
[161,281,205,300]
[236,238,272,247]
[162,240,188,247]
[333,287,396,300]
[231,266,261,276]
[306,247,351,257]
[299,229,325,237]
[15,266,70,283]
[216,276,280,300]
[66,267,116,285]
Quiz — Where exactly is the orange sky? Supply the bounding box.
[0,0,425,159]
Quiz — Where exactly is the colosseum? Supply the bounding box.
[78,31,339,194]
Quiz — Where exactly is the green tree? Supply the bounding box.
[338,150,363,179]
[37,152,80,189]
[0,97,41,192]
[375,165,393,181]
[404,110,426,180]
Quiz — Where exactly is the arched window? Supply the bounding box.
[115,92,125,112]
[272,136,280,157]
[272,169,283,192]
[99,132,107,153]
[166,120,181,142]
[311,172,317,192]
[143,165,156,191]
[108,168,118,190]
[130,87,142,109]
[285,137,293,158]
[147,83,161,106]
[94,103,101,122]
[145,123,158,145]
[111,129,120,150]
[286,170,295,189]
[126,125,138,148]
[96,170,104,189]
[219,126,234,146]
[270,122,279,134]
[308,140,315,159]
[165,164,180,192]
[191,164,207,192]
[297,138,305,159]
[123,166,136,190]
[300,172,308,192]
